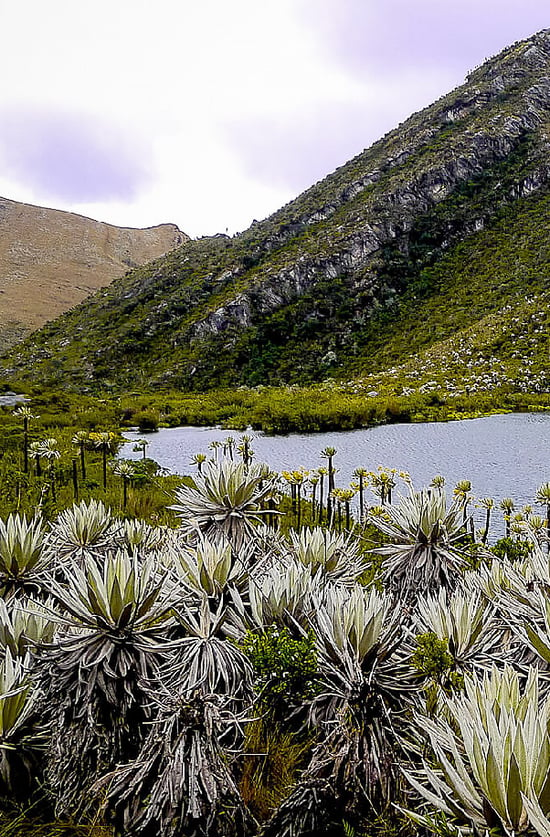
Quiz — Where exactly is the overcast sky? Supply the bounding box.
[0,1,547,237]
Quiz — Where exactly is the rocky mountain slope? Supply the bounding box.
[0,197,186,352]
[2,29,550,395]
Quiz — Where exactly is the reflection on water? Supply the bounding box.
[120,412,550,535]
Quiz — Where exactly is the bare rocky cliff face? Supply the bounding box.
[0,198,186,352]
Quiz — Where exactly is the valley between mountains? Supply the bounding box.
[1,30,549,427]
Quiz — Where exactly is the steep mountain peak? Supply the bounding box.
[2,29,550,399]
[467,27,550,82]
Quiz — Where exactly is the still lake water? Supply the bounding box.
[121,413,550,528]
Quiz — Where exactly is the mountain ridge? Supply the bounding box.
[0,196,186,352]
[2,29,550,397]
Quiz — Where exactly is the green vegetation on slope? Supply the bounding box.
[1,31,549,407]
[344,186,550,389]
[3,180,549,431]
[4,150,550,396]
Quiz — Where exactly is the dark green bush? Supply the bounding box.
[135,411,159,432]
[241,626,318,715]
[490,537,533,562]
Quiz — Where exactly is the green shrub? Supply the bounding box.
[241,626,318,715]
[490,536,533,562]
[411,631,464,704]
[135,411,159,432]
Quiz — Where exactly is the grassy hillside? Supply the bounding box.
[1,30,549,409]
[4,176,548,405]
[0,197,185,353]
[345,187,550,392]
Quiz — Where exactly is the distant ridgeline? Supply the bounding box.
[0,197,185,354]
[2,29,550,395]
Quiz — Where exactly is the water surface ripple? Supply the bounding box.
[121,413,550,518]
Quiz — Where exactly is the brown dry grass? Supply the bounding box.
[0,196,187,352]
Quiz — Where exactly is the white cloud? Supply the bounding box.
[0,0,546,236]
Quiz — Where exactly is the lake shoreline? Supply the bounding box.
[118,385,550,436]
[120,412,550,538]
